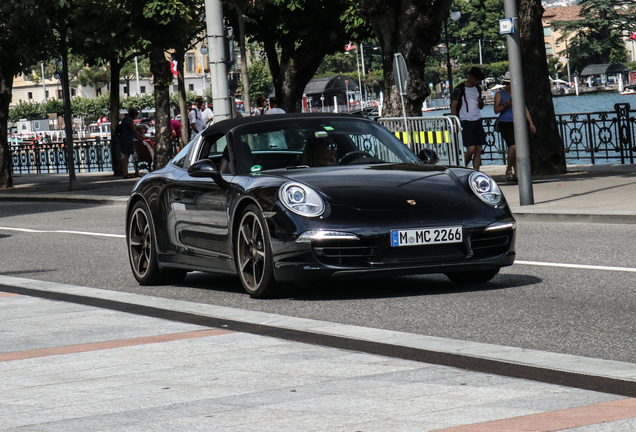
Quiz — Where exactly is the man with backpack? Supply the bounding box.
[450,66,486,171]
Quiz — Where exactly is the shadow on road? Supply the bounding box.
[180,272,542,301]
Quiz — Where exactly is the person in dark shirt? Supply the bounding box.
[119,109,145,178]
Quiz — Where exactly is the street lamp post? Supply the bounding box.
[573,70,579,96]
[445,7,462,96]
[360,43,367,103]
[41,63,47,103]
[200,42,208,92]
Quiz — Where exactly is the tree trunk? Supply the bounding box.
[61,49,77,190]
[0,68,15,189]
[150,44,173,170]
[519,0,567,175]
[263,38,328,113]
[238,15,251,116]
[175,47,189,148]
[359,0,452,117]
[109,55,123,176]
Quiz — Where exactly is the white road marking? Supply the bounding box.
[1,226,634,273]
[0,226,125,239]
[516,260,636,273]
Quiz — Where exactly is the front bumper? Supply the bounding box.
[270,222,516,282]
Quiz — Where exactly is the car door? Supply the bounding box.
[170,132,235,271]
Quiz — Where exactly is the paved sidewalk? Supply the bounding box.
[3,276,636,431]
[482,164,636,224]
[2,164,635,222]
[2,165,636,430]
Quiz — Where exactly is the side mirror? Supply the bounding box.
[187,159,225,185]
[419,148,439,165]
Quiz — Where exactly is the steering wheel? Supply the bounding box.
[338,150,374,165]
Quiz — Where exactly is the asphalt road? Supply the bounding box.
[1,201,635,364]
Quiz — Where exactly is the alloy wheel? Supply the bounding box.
[237,210,267,293]
[128,207,152,280]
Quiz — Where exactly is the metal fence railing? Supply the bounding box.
[480,103,635,165]
[10,139,113,174]
[9,103,636,175]
[382,103,635,167]
[378,116,464,166]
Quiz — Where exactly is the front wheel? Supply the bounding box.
[236,204,276,298]
[445,269,499,284]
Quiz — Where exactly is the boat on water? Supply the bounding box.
[620,86,636,96]
[88,122,111,139]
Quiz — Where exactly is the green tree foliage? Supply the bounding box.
[547,57,565,78]
[232,0,370,112]
[554,0,636,71]
[447,0,508,65]
[77,66,110,91]
[70,96,96,118]
[248,58,274,100]
[315,52,358,77]
[169,91,197,109]
[9,100,63,123]
[0,0,56,188]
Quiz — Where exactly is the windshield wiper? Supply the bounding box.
[287,165,310,170]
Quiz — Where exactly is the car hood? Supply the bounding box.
[272,164,467,210]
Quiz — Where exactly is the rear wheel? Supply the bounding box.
[127,200,187,285]
[236,204,276,298]
[445,269,499,284]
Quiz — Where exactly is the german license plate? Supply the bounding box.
[391,226,462,247]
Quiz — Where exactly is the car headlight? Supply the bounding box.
[469,172,503,207]
[279,182,325,217]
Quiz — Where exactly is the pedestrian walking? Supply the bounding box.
[170,118,182,154]
[450,66,486,171]
[494,72,536,182]
[188,96,205,135]
[253,97,267,115]
[265,97,286,114]
[201,101,214,126]
[119,109,146,179]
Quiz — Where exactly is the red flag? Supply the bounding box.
[97,118,101,125]
[630,31,636,40]
[170,60,178,77]
[345,41,357,51]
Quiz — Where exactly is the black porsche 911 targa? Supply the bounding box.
[126,113,516,298]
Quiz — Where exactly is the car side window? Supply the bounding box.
[198,134,232,174]
[206,135,228,158]
[171,135,199,169]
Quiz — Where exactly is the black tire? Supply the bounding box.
[445,269,500,284]
[235,204,277,298]
[127,200,188,285]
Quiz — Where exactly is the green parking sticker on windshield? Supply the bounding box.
[324,126,334,130]
[250,165,262,173]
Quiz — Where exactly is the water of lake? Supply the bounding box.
[423,91,636,118]
[422,91,636,166]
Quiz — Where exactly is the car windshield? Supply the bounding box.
[232,118,419,174]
